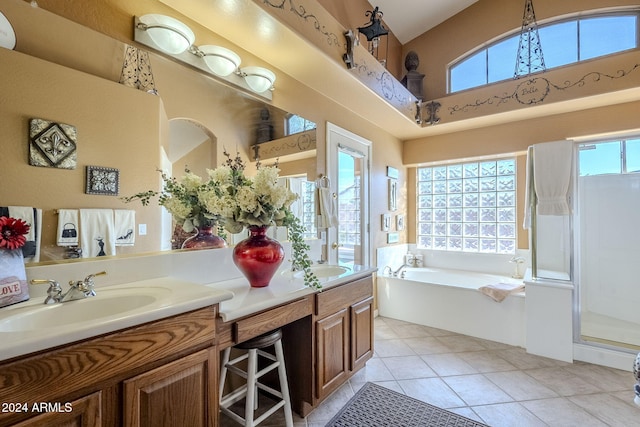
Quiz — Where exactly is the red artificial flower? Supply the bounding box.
[0,216,30,250]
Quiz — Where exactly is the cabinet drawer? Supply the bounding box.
[316,276,372,318]
[234,296,313,344]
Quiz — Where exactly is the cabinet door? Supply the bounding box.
[351,297,374,372]
[12,392,101,427]
[123,348,217,427]
[316,308,349,399]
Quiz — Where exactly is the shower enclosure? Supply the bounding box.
[575,138,640,351]
[529,137,640,362]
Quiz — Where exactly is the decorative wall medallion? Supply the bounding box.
[29,119,77,169]
[86,166,119,196]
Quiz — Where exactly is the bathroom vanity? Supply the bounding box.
[0,251,375,426]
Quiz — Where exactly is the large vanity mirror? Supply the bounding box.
[0,1,318,266]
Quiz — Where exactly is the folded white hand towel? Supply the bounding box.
[114,209,135,246]
[8,206,35,242]
[318,188,338,228]
[57,209,79,247]
[80,209,115,258]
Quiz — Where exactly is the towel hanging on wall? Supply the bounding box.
[80,209,115,258]
[114,209,135,246]
[7,206,40,261]
[57,209,79,247]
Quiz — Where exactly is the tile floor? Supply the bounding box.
[223,316,640,426]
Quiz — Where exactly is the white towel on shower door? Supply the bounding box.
[80,209,115,258]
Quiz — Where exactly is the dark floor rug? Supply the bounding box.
[325,382,489,427]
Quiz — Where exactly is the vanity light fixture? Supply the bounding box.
[136,14,195,55]
[133,14,274,100]
[195,45,241,77]
[239,66,276,93]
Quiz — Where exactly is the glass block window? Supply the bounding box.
[418,159,517,254]
[301,180,317,239]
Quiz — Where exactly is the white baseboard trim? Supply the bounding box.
[573,343,636,372]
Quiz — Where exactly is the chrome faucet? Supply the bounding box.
[31,271,107,304]
[392,264,411,278]
[509,256,526,279]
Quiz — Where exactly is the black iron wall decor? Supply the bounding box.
[357,6,389,66]
[29,118,77,169]
[514,0,546,78]
[119,45,158,94]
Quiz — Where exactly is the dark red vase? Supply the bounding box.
[233,226,284,288]
[181,226,226,250]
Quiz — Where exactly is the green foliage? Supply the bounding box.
[285,212,321,290]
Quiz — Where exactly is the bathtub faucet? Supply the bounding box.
[392,264,411,278]
[509,256,526,279]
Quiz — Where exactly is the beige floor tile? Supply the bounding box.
[562,363,633,392]
[521,397,609,426]
[382,355,438,380]
[443,374,514,406]
[436,335,490,352]
[373,338,416,357]
[404,336,452,355]
[349,357,395,382]
[398,377,466,409]
[485,370,558,400]
[421,353,479,376]
[458,350,518,373]
[525,366,605,396]
[298,317,637,426]
[569,393,640,426]
[472,402,547,426]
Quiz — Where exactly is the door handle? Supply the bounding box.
[331,242,342,249]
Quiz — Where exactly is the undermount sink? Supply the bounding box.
[292,264,350,279]
[0,286,171,332]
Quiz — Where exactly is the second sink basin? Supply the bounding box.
[293,264,350,279]
[0,286,171,332]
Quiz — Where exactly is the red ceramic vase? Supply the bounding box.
[181,226,226,250]
[233,226,284,288]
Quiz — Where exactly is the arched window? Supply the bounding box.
[449,10,639,93]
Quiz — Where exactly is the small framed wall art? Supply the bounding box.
[388,179,398,211]
[86,166,119,196]
[381,213,391,231]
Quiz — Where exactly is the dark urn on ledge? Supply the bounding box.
[401,51,425,100]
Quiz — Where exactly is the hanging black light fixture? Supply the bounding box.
[358,6,389,66]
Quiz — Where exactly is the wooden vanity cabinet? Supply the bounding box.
[0,307,218,427]
[315,276,373,401]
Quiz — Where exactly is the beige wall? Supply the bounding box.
[404,0,640,100]
[0,49,163,260]
[317,0,403,79]
[1,0,409,266]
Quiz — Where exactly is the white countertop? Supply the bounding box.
[0,277,233,362]
[206,264,376,322]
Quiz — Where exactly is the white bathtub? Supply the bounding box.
[377,267,526,347]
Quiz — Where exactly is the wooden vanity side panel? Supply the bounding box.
[0,307,216,426]
[315,276,373,319]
